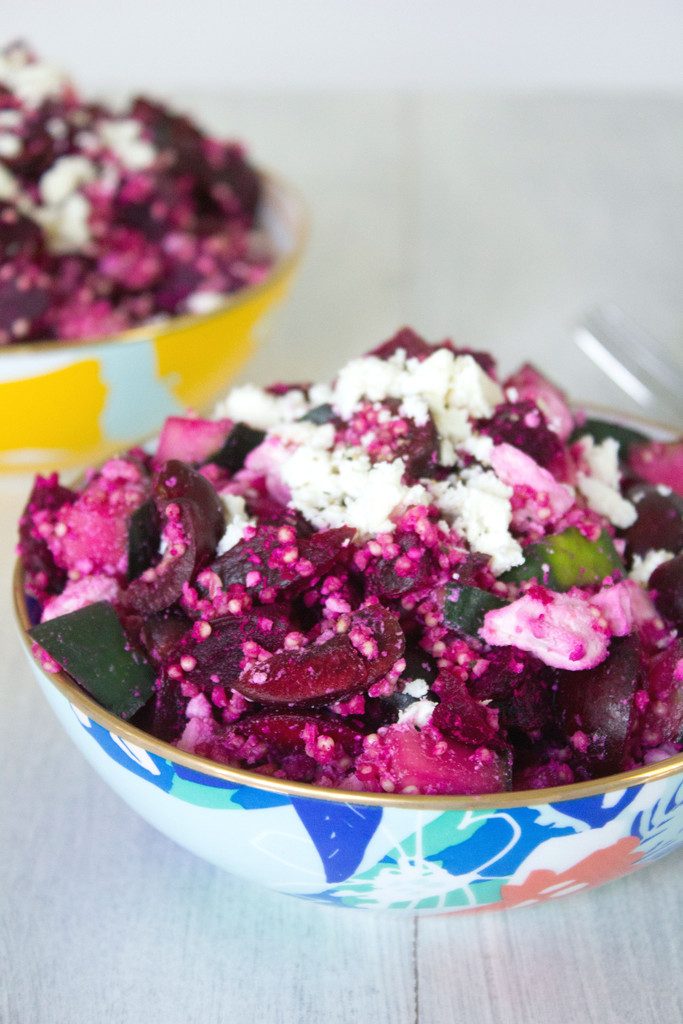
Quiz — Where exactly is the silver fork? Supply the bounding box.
[575,304,683,426]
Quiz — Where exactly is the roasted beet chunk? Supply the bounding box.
[236,633,369,705]
[370,327,436,361]
[163,608,291,691]
[650,554,683,629]
[478,400,565,472]
[349,604,405,683]
[223,712,362,781]
[625,485,683,560]
[18,473,76,601]
[432,674,502,748]
[555,635,643,777]
[0,203,43,260]
[123,460,224,613]
[209,525,354,597]
[0,261,50,343]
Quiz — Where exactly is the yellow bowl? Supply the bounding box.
[0,173,306,474]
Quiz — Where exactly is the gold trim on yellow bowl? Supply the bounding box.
[0,169,308,358]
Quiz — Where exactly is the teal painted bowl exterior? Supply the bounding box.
[22,652,683,914]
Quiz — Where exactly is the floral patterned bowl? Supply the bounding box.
[0,173,305,474]
[13,566,683,915]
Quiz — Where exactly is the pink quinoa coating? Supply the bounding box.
[18,328,683,794]
[0,43,271,345]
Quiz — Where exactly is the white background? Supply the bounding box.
[1,0,682,93]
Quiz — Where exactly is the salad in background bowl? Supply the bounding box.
[0,42,306,471]
[13,327,683,912]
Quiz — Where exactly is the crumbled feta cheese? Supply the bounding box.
[433,467,523,575]
[459,433,494,465]
[578,435,621,489]
[629,549,675,585]
[402,678,429,699]
[215,384,309,430]
[280,440,429,537]
[0,45,68,107]
[185,291,226,316]
[576,435,636,529]
[39,156,97,206]
[577,473,636,529]
[34,191,92,254]
[0,132,20,159]
[216,493,254,555]
[398,698,437,728]
[98,118,156,171]
[331,349,503,465]
[0,164,18,200]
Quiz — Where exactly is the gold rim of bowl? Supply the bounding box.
[12,406,683,809]
[0,168,308,358]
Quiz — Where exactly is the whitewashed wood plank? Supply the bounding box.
[417,856,683,1024]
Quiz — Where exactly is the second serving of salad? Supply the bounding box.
[18,328,683,795]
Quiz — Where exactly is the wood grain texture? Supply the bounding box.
[1,93,683,1024]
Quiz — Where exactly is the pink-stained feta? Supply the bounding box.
[504,363,574,440]
[489,442,575,534]
[479,588,610,670]
[41,574,119,622]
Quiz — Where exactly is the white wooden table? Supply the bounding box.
[1,93,682,1024]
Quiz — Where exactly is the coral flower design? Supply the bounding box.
[499,836,642,908]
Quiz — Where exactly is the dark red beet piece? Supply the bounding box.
[632,639,683,753]
[140,610,192,663]
[227,712,362,760]
[18,473,77,601]
[165,608,291,691]
[477,400,565,473]
[123,460,224,614]
[209,525,354,597]
[431,673,502,748]
[625,486,683,559]
[235,633,369,705]
[350,604,405,683]
[555,635,643,777]
[0,261,50,343]
[0,203,43,259]
[369,327,497,377]
[469,647,552,736]
[650,554,683,629]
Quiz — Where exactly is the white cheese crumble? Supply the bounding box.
[33,191,92,254]
[0,164,18,200]
[185,291,226,316]
[433,467,523,575]
[576,435,636,529]
[331,349,503,464]
[0,46,68,108]
[98,119,156,171]
[402,678,429,699]
[40,156,97,206]
[280,442,429,537]
[629,549,675,585]
[398,698,437,728]
[215,384,310,431]
[216,494,254,555]
[0,132,20,159]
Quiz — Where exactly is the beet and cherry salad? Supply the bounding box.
[0,42,271,344]
[18,329,683,795]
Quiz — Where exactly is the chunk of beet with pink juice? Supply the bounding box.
[18,473,77,601]
[354,722,512,795]
[504,363,574,440]
[554,634,643,777]
[624,485,683,558]
[156,417,234,465]
[650,554,683,629]
[628,440,683,497]
[165,608,291,691]
[632,639,683,754]
[209,525,354,596]
[235,633,369,705]
[124,460,224,613]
